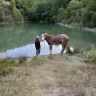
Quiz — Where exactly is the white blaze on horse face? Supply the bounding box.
[41,34,45,40]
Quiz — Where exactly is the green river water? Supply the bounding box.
[0,22,96,58]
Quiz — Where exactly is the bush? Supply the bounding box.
[19,56,27,63]
[0,59,14,76]
[13,6,23,22]
[67,46,80,54]
[81,45,93,53]
[86,50,96,63]
[31,56,45,66]
[0,58,14,64]
[0,63,13,76]
[10,0,23,22]
[71,22,83,29]
[80,44,96,63]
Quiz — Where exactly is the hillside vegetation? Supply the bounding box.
[0,0,96,28]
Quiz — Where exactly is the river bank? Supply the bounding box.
[0,54,96,96]
[58,23,96,33]
[0,21,96,33]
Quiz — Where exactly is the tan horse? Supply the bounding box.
[41,32,69,54]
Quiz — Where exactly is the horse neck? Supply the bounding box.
[45,34,53,44]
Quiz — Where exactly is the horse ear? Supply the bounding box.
[42,31,46,34]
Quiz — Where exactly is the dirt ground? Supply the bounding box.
[0,54,96,96]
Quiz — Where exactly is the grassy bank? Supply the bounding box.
[0,52,96,96]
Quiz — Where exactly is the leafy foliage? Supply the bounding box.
[0,0,96,27]
[11,0,23,22]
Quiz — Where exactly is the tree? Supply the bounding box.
[11,0,23,22]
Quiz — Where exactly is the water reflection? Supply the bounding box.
[0,23,96,58]
[0,41,62,58]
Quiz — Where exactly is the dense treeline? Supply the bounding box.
[0,0,96,28]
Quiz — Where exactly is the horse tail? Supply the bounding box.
[67,36,70,42]
[66,36,70,49]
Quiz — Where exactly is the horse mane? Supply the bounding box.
[44,33,53,37]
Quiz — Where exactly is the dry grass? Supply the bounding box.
[0,54,96,96]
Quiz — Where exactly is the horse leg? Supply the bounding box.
[60,44,65,54]
[60,41,68,54]
[64,41,68,50]
[49,45,52,55]
[63,41,68,53]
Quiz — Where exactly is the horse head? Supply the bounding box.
[41,32,47,40]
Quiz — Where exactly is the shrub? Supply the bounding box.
[13,6,23,22]
[80,44,96,63]
[10,0,23,22]
[19,56,27,63]
[71,22,83,29]
[86,50,96,63]
[67,46,80,54]
[0,59,14,76]
[0,63,13,76]
[0,58,14,64]
[81,45,92,52]
[31,56,45,66]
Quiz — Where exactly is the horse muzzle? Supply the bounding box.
[41,34,45,40]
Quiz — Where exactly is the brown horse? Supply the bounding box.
[41,32,69,54]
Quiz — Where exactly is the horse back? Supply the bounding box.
[56,34,69,41]
[51,34,69,44]
[44,33,69,45]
